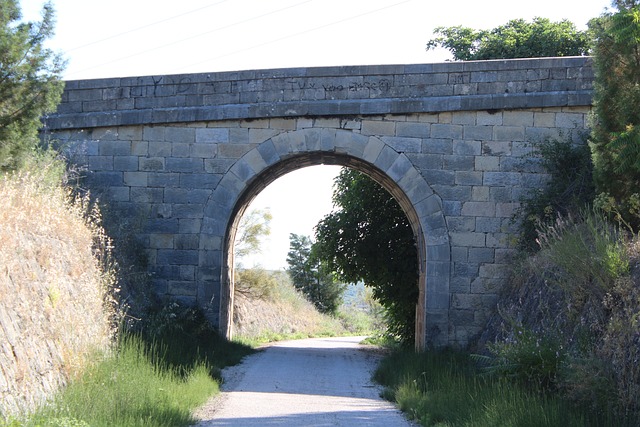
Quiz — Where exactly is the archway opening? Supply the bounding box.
[222,153,427,347]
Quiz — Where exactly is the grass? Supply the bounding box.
[6,331,253,427]
[373,349,611,427]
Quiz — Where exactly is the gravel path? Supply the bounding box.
[193,336,415,426]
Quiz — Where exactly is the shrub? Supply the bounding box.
[480,209,640,423]
[516,135,594,251]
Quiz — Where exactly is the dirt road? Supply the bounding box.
[193,336,415,426]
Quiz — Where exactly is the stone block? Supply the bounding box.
[396,122,430,138]
[148,141,172,157]
[427,243,450,261]
[472,186,490,201]
[492,185,516,203]
[483,171,521,186]
[451,111,476,125]
[131,187,163,203]
[269,118,296,130]
[173,203,205,219]
[431,123,463,139]
[387,154,413,183]
[171,143,190,158]
[249,128,280,144]
[421,138,453,155]
[414,194,442,218]
[421,169,454,185]
[139,157,164,172]
[361,119,395,136]
[468,247,495,263]
[447,217,476,232]
[166,157,204,173]
[476,217,502,233]
[98,140,131,156]
[204,158,234,174]
[103,186,129,202]
[143,126,166,142]
[167,281,198,296]
[477,111,503,126]
[88,155,113,171]
[455,171,482,186]
[451,246,468,262]
[189,143,216,159]
[462,126,493,142]
[381,136,421,153]
[374,145,399,172]
[433,184,472,201]
[454,262,479,278]
[165,127,195,144]
[450,232,486,247]
[461,201,495,217]
[533,112,555,127]
[157,249,199,266]
[443,155,474,171]
[145,218,179,234]
[164,188,211,205]
[179,219,202,234]
[174,234,199,250]
[496,202,519,217]
[124,171,148,187]
[503,111,533,127]
[150,234,174,249]
[482,141,511,156]
[89,171,122,186]
[453,140,482,156]
[479,263,510,279]
[196,127,229,143]
[475,156,500,171]
[556,112,586,129]
[493,125,525,141]
[148,172,179,187]
[113,155,138,171]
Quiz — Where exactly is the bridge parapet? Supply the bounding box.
[47,57,592,130]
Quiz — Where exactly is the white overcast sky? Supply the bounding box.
[22,0,612,269]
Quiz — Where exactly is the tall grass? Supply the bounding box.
[374,350,607,427]
[20,335,217,427]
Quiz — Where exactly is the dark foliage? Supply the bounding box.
[314,169,418,345]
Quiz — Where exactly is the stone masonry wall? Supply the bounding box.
[46,57,594,346]
[53,105,590,346]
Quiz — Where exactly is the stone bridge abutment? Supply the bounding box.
[45,57,594,347]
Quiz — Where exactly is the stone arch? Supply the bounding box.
[201,128,450,348]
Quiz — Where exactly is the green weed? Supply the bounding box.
[20,335,218,427]
[374,350,603,427]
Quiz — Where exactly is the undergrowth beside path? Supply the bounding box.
[5,331,253,427]
[374,350,613,427]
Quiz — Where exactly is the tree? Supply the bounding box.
[314,169,418,344]
[426,17,590,61]
[589,1,640,228]
[286,233,344,314]
[234,208,272,266]
[0,0,65,171]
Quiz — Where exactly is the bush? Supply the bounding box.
[234,267,278,300]
[516,135,594,251]
[479,209,640,423]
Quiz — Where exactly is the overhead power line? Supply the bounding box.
[66,0,314,77]
[173,0,414,73]
[66,0,233,52]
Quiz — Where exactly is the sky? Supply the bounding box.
[22,0,612,269]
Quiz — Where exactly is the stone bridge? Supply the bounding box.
[45,56,593,348]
